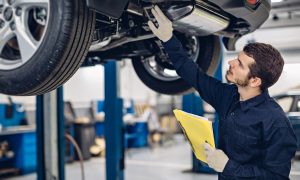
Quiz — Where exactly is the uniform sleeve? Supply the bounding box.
[222,120,297,179]
[163,35,236,114]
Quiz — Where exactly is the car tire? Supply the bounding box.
[0,0,95,95]
[132,35,221,95]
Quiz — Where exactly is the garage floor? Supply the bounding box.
[5,135,300,180]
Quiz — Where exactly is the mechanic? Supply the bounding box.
[148,5,297,180]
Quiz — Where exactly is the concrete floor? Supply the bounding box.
[5,135,300,180]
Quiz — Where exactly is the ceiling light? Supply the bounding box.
[272,0,283,3]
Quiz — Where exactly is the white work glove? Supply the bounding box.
[147,5,173,42]
[204,143,229,172]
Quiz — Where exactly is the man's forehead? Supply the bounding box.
[238,51,255,65]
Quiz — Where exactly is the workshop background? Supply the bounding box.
[1,0,300,180]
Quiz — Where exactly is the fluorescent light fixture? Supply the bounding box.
[272,0,283,3]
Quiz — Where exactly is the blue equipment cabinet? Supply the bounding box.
[125,122,148,148]
[0,127,36,175]
[0,103,26,127]
[0,102,35,176]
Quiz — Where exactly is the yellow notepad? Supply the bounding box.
[173,109,215,163]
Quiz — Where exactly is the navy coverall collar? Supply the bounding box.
[240,90,270,112]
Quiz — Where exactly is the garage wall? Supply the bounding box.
[64,65,104,108]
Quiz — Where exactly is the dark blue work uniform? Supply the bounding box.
[163,35,297,179]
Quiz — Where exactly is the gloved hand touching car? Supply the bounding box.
[204,143,229,172]
[147,5,173,42]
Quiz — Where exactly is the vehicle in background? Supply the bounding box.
[273,90,300,152]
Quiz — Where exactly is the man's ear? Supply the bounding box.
[250,77,262,88]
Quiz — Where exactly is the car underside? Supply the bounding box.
[87,0,271,57]
[0,0,271,95]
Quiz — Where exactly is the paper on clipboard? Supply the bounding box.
[173,109,215,163]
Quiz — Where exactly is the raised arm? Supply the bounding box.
[148,5,235,113]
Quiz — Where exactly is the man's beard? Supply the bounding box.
[225,70,233,83]
[236,78,249,87]
[225,70,249,87]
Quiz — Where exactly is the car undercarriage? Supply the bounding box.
[0,0,271,95]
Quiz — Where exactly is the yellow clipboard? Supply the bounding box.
[173,109,215,163]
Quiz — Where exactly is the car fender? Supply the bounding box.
[86,0,129,19]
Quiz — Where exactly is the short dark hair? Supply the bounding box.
[243,42,284,90]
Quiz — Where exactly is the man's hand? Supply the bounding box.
[147,5,173,42]
[204,143,229,172]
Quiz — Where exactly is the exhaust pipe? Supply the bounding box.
[167,1,230,36]
[127,1,230,36]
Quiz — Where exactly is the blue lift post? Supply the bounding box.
[104,61,124,180]
[36,87,65,180]
[182,43,223,173]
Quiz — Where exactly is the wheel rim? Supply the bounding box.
[0,0,50,70]
[142,36,200,82]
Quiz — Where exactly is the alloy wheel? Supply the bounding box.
[0,0,50,70]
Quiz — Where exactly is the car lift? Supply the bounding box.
[103,60,125,180]
[35,60,125,180]
[36,87,65,180]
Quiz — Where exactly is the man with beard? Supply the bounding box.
[148,5,297,180]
